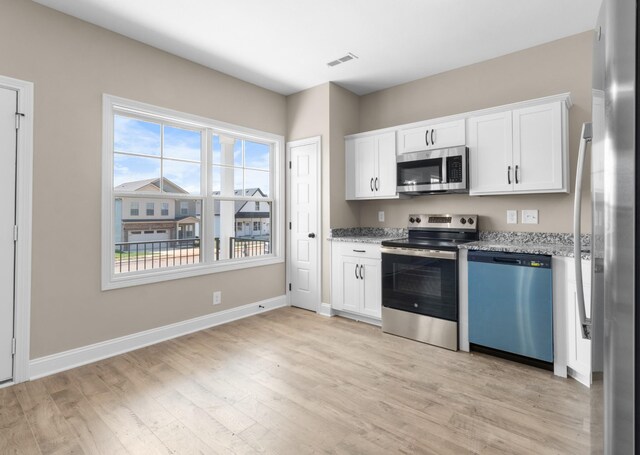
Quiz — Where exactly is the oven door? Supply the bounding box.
[381,247,458,321]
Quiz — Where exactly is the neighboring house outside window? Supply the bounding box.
[103,95,283,290]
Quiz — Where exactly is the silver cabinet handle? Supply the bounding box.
[425,129,430,146]
[353,249,366,253]
[515,165,520,184]
[507,166,512,185]
[374,177,379,191]
[354,264,359,279]
[573,122,593,339]
[370,178,374,192]
[359,265,364,280]
[431,129,435,145]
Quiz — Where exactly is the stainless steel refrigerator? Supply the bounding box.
[573,0,636,452]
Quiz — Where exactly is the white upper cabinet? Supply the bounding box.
[512,102,564,193]
[468,111,513,194]
[468,99,569,195]
[398,119,465,155]
[346,131,397,200]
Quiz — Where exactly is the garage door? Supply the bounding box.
[128,230,171,242]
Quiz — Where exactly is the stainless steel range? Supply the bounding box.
[380,214,479,350]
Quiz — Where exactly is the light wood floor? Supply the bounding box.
[1,307,600,454]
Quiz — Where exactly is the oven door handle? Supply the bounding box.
[380,247,456,260]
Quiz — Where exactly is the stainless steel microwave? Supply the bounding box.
[396,146,468,195]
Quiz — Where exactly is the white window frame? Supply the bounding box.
[146,202,154,216]
[161,202,169,216]
[130,201,139,216]
[102,94,284,290]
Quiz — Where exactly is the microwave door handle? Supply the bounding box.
[573,122,593,339]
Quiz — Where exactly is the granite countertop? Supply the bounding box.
[327,227,407,244]
[459,231,591,260]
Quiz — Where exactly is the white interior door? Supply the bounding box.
[287,137,320,312]
[0,87,17,382]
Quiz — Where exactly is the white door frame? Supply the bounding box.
[286,136,322,312]
[0,75,33,385]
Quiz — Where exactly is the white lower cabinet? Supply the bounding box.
[565,259,592,386]
[552,256,592,386]
[331,242,381,320]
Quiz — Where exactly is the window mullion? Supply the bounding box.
[202,128,213,264]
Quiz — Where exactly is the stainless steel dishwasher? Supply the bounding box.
[468,251,553,366]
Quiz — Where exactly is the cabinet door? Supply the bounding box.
[512,102,564,193]
[354,137,377,198]
[375,132,397,197]
[566,260,592,386]
[398,125,429,154]
[360,258,381,319]
[468,111,513,195]
[398,119,465,154]
[341,257,361,314]
[429,119,466,150]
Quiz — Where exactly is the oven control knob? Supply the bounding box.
[415,217,421,223]
[468,218,474,225]
[460,218,467,224]
[409,217,415,223]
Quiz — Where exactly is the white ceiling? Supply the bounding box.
[34,0,602,96]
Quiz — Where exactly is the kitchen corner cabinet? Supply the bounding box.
[345,131,397,200]
[398,119,465,155]
[468,100,569,195]
[331,242,381,319]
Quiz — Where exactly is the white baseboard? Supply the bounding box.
[332,309,381,327]
[317,302,333,317]
[568,366,592,388]
[29,295,287,380]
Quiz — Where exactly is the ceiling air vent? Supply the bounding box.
[327,52,358,68]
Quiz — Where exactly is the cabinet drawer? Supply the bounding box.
[332,242,381,260]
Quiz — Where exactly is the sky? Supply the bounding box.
[114,115,270,196]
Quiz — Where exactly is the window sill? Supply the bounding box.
[102,255,284,291]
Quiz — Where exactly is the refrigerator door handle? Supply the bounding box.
[573,122,593,340]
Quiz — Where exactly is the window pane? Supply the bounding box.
[113,197,202,274]
[212,134,221,165]
[163,159,201,195]
[234,140,243,167]
[245,141,270,170]
[211,166,221,194]
[164,125,201,161]
[245,169,270,197]
[212,200,271,261]
[114,154,161,189]
[234,168,243,192]
[114,115,161,156]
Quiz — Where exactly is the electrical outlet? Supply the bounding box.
[213,291,222,305]
[378,211,385,222]
[506,210,517,224]
[521,209,539,224]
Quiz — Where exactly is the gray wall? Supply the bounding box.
[357,32,593,233]
[0,0,287,358]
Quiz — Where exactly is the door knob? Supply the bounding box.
[308,233,316,238]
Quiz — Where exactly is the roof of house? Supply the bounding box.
[213,188,268,215]
[114,177,189,194]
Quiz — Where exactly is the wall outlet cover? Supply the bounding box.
[213,291,222,305]
[378,211,385,222]
[522,209,539,224]
[507,210,517,224]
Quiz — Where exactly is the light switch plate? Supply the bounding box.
[378,211,385,222]
[522,209,539,224]
[507,210,517,224]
